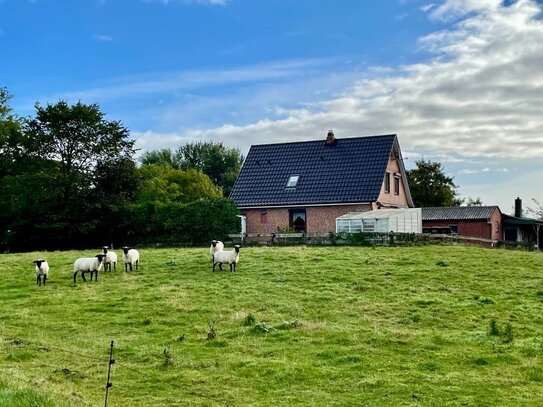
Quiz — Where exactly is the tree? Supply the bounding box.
[136,164,221,204]
[174,142,243,196]
[24,101,136,207]
[464,197,483,206]
[406,159,462,207]
[527,199,543,220]
[141,142,243,196]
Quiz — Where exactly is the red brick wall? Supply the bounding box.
[241,203,373,234]
[422,208,502,241]
[422,220,493,239]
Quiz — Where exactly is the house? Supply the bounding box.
[229,131,413,234]
[502,198,543,249]
[421,206,502,244]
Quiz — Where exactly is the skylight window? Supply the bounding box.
[286,175,299,188]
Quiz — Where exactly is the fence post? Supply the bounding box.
[104,340,115,407]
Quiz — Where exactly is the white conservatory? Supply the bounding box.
[336,208,422,234]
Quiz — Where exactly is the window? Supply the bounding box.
[286,175,299,188]
[289,209,306,232]
[384,172,391,193]
[394,175,400,195]
[362,220,375,232]
[449,224,458,234]
[260,211,268,224]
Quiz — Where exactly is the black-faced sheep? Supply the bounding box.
[73,254,105,283]
[212,245,240,272]
[33,259,49,286]
[122,247,140,272]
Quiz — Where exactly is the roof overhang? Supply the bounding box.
[238,202,372,210]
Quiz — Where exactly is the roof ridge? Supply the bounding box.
[249,134,397,148]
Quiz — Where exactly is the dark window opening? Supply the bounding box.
[394,175,400,195]
[289,209,306,233]
[504,228,517,242]
[384,172,391,193]
[449,224,458,234]
[260,211,268,224]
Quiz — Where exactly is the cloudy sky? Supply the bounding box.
[1,0,542,214]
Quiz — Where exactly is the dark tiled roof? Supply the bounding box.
[422,206,500,221]
[230,134,397,207]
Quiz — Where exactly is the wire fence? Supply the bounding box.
[228,232,539,250]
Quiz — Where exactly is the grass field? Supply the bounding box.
[1,245,542,406]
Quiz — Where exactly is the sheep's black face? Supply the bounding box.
[234,245,240,253]
[102,246,108,254]
[33,260,43,267]
[211,240,217,248]
[96,254,105,262]
[122,247,130,254]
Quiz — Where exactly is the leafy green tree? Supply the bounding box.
[406,159,462,207]
[142,142,243,196]
[24,101,136,207]
[136,165,221,204]
[174,142,243,196]
[140,148,175,167]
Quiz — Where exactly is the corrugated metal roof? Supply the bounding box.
[230,134,398,207]
[422,206,500,221]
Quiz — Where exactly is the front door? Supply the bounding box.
[289,209,306,233]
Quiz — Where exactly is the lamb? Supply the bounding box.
[33,259,49,286]
[122,247,140,272]
[73,254,105,283]
[212,245,240,272]
[102,246,117,272]
[209,240,224,264]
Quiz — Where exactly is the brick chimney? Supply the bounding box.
[325,129,337,146]
[514,197,522,218]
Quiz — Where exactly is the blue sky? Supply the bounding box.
[1,0,543,213]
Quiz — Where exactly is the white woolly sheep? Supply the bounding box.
[73,254,105,283]
[209,240,224,264]
[33,259,49,286]
[102,246,118,272]
[212,245,240,272]
[122,247,140,272]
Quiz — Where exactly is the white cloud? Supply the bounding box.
[94,34,113,42]
[421,3,436,12]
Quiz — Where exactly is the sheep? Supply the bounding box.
[209,240,224,264]
[33,259,49,286]
[212,245,240,272]
[122,247,140,272]
[73,254,105,283]
[102,246,117,272]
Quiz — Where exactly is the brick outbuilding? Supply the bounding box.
[421,206,502,242]
[229,132,413,234]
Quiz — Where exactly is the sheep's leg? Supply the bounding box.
[232,263,236,272]
[95,270,98,282]
[129,263,133,272]
[43,275,47,285]
[73,271,78,283]
[219,263,223,271]
[136,260,139,271]
[81,271,87,282]
[124,263,128,272]
[113,262,116,271]
[36,275,40,285]
[212,262,216,272]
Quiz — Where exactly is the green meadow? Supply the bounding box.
[1,245,542,406]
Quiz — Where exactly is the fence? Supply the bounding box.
[228,232,538,250]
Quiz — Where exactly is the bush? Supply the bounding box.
[120,198,239,246]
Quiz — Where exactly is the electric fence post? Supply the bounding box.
[104,340,115,407]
